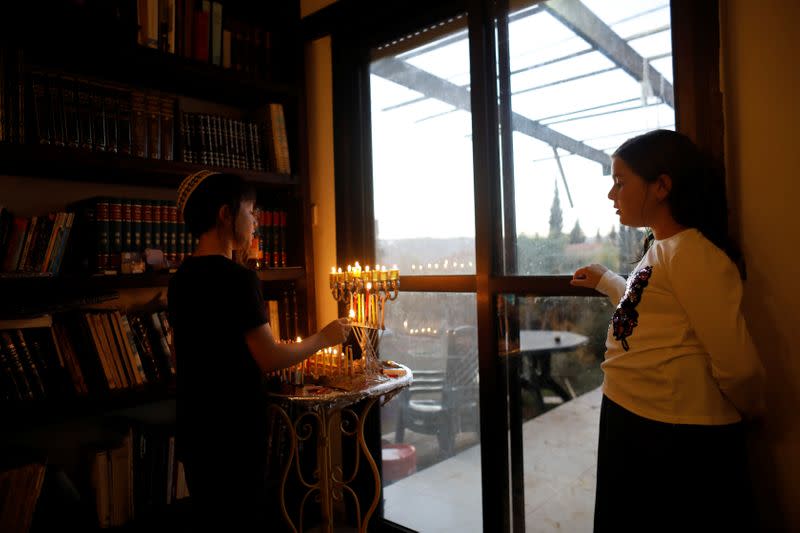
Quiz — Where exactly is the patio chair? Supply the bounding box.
[394,325,479,458]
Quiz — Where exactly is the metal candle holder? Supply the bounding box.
[329,265,399,368]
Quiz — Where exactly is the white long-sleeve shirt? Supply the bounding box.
[595,228,765,425]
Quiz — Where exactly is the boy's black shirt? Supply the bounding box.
[168,255,268,460]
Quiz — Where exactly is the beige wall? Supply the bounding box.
[302,0,339,327]
[721,1,800,530]
[301,0,800,527]
[305,35,339,328]
[301,0,336,19]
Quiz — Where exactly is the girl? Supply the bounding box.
[571,130,764,532]
[168,170,348,531]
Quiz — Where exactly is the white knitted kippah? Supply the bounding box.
[177,170,220,216]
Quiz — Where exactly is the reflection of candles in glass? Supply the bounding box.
[337,267,343,282]
[380,266,388,280]
[389,265,399,280]
[330,267,336,288]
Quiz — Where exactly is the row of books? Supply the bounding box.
[250,208,289,270]
[137,0,275,76]
[70,197,194,272]
[265,288,301,343]
[3,49,292,175]
[89,424,188,528]
[0,426,189,531]
[0,47,24,144]
[0,310,175,404]
[180,112,264,171]
[0,460,46,533]
[31,73,176,161]
[180,103,290,174]
[0,208,74,275]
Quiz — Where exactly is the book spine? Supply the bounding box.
[146,93,161,160]
[160,96,174,161]
[31,73,51,145]
[117,89,132,156]
[77,81,94,150]
[122,199,133,255]
[151,199,162,251]
[14,330,46,399]
[280,210,287,267]
[271,209,280,268]
[168,203,178,264]
[160,201,170,258]
[131,91,148,158]
[91,87,107,152]
[1,331,34,400]
[103,86,119,154]
[110,198,123,270]
[132,200,143,253]
[96,198,110,271]
[142,201,153,250]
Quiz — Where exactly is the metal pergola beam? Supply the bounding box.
[371,56,612,173]
[542,0,674,108]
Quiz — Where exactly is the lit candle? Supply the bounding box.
[330,267,336,288]
[389,265,399,280]
[380,266,388,281]
[365,282,371,324]
[349,308,356,321]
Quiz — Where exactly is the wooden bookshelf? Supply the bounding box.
[0,144,296,189]
[0,2,313,529]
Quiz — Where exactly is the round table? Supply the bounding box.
[519,329,589,406]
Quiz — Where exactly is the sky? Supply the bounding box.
[370,1,673,241]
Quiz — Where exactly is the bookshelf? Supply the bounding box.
[0,1,313,530]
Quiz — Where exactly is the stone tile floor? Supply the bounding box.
[382,387,603,532]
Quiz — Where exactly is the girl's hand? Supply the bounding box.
[570,264,609,289]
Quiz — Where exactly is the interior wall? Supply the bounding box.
[720,1,800,530]
[301,0,336,18]
[304,33,339,327]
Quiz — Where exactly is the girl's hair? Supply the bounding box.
[181,172,256,237]
[613,129,739,263]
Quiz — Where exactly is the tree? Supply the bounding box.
[569,220,586,244]
[595,228,602,242]
[548,180,563,238]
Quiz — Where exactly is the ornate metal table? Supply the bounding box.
[267,365,412,533]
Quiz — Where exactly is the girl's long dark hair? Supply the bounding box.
[613,129,740,265]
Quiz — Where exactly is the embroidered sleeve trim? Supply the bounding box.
[611,265,653,351]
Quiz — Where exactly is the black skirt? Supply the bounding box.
[594,395,757,533]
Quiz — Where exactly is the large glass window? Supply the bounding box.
[371,18,476,275]
[361,1,683,530]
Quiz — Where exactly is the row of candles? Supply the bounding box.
[329,262,399,284]
[329,261,400,330]
[268,343,363,385]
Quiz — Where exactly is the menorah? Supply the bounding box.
[329,263,399,373]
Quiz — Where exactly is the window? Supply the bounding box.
[327,0,718,530]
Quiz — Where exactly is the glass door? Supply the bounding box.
[368,16,485,532]
[497,1,676,530]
